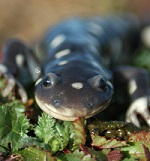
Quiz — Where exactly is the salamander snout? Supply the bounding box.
[35,73,113,121]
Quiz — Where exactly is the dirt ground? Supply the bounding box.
[0,0,150,47]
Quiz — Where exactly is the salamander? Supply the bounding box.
[0,14,150,127]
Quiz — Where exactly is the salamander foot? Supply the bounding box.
[0,64,28,103]
[126,96,150,127]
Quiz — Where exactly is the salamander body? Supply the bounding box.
[1,14,150,126]
[35,15,140,120]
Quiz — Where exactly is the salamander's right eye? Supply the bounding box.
[42,73,60,87]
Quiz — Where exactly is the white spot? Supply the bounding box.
[50,34,66,48]
[128,79,137,95]
[0,64,8,73]
[141,26,150,47]
[71,82,83,89]
[16,54,24,67]
[88,22,104,35]
[35,67,41,74]
[58,60,69,66]
[55,49,71,59]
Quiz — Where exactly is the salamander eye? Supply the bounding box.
[43,76,51,87]
[89,75,109,92]
[98,78,107,91]
[42,73,60,87]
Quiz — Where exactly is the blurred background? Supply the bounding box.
[0,0,150,46]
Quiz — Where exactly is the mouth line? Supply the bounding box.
[35,95,111,121]
[88,98,111,117]
[35,95,77,121]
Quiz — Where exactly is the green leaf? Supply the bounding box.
[35,112,56,141]
[18,147,55,161]
[133,48,150,70]
[64,150,96,161]
[120,131,150,160]
[121,142,148,160]
[4,100,26,116]
[128,131,150,145]
[0,145,9,154]
[0,105,30,152]
[122,158,136,161]
[35,114,87,153]
[91,135,127,149]
[35,113,70,153]
[80,145,108,161]
[56,149,102,161]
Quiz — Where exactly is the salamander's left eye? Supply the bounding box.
[98,78,107,91]
[89,75,110,92]
[42,73,60,87]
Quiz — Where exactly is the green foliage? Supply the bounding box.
[4,100,26,116]
[133,47,150,71]
[34,114,86,153]
[91,135,127,149]
[35,113,70,153]
[121,132,150,160]
[0,105,30,152]
[0,46,150,160]
[63,150,96,161]
[0,101,149,160]
[18,147,55,161]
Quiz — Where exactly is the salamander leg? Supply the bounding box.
[0,39,40,103]
[126,96,150,127]
[113,66,150,127]
[0,64,28,103]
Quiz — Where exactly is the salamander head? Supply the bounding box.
[35,71,113,121]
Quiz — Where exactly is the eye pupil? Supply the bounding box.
[43,76,51,87]
[99,78,107,91]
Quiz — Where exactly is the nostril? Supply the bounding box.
[53,99,61,107]
[86,101,93,109]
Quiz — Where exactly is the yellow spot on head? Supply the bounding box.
[71,82,83,89]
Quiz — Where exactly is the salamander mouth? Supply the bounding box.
[35,95,111,121]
